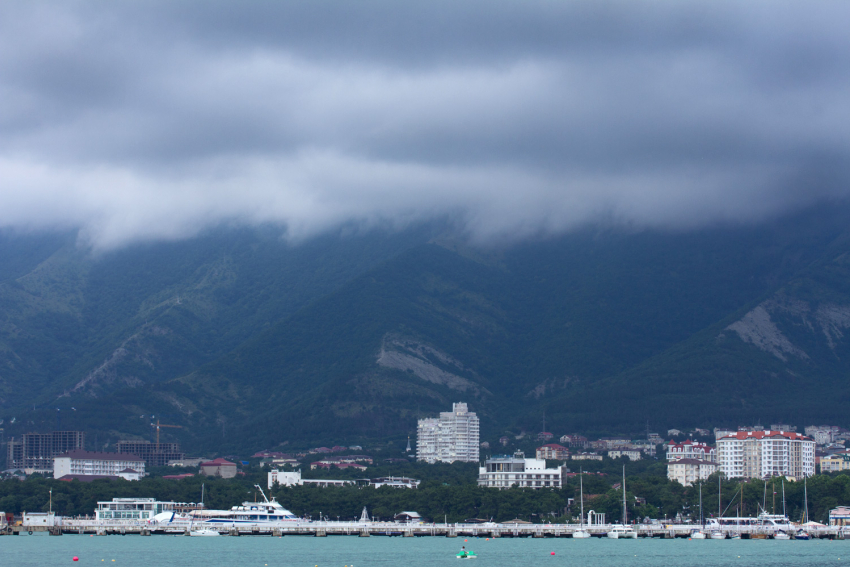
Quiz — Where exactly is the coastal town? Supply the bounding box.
[3,402,850,536]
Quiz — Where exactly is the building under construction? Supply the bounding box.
[116,441,185,467]
[6,431,86,472]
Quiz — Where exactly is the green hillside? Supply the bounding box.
[3,206,850,455]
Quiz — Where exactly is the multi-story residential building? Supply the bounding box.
[7,431,86,473]
[478,452,563,489]
[416,403,480,464]
[666,440,716,462]
[116,440,185,467]
[804,426,834,446]
[536,444,569,460]
[200,458,237,478]
[559,435,589,448]
[609,450,641,461]
[667,458,718,486]
[716,430,815,480]
[770,424,797,433]
[53,450,145,480]
[820,453,850,473]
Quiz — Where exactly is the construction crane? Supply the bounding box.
[151,419,182,447]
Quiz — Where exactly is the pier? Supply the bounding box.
[2,520,848,539]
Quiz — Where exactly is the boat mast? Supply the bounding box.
[622,465,627,526]
[782,479,786,518]
[803,477,809,524]
[718,473,722,520]
[699,482,703,528]
[772,477,776,515]
[579,468,585,529]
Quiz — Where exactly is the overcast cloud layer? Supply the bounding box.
[1,1,849,249]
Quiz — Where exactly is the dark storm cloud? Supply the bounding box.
[0,1,848,248]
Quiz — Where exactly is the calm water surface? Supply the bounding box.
[3,533,850,567]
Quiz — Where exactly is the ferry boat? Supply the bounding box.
[189,485,304,525]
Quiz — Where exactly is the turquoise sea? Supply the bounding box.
[3,534,849,567]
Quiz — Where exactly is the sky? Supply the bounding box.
[1,1,849,249]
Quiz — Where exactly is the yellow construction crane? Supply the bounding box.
[152,419,182,447]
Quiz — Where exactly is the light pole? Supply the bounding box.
[49,488,52,514]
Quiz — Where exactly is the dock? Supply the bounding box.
[2,520,848,539]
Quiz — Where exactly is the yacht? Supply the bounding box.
[573,470,591,539]
[190,485,304,525]
[607,525,638,539]
[607,466,638,539]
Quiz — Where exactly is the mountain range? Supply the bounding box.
[2,204,850,455]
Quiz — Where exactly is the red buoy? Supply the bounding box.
[73,557,79,562]
[551,552,556,555]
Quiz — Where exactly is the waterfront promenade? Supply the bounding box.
[3,520,848,539]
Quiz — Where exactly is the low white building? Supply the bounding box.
[608,450,641,461]
[571,452,602,461]
[478,452,563,489]
[95,498,178,521]
[268,469,353,489]
[53,450,145,480]
[667,458,718,486]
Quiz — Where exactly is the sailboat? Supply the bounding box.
[607,466,638,539]
[691,483,707,539]
[573,469,591,538]
[710,474,726,539]
[774,480,791,539]
[796,478,812,540]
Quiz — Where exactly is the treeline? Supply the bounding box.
[3,466,850,524]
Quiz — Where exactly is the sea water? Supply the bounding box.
[2,533,849,567]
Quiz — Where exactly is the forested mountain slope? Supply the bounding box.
[3,205,850,454]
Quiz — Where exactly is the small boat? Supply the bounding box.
[710,531,726,539]
[774,531,791,540]
[607,525,638,539]
[456,551,478,559]
[729,534,741,540]
[795,531,811,540]
[573,469,591,539]
[189,528,220,537]
[607,466,638,539]
[690,530,707,539]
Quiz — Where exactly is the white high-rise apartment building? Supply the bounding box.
[416,402,480,463]
[717,430,815,480]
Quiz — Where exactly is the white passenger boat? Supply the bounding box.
[190,485,304,526]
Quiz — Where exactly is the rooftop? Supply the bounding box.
[56,450,144,462]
